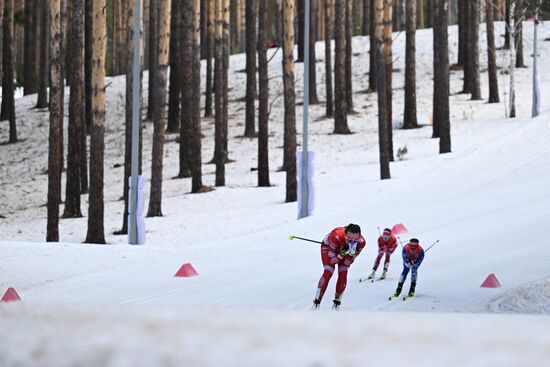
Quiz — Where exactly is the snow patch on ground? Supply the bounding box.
[488,278,550,314]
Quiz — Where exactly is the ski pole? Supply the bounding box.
[424,240,440,253]
[377,226,381,236]
[289,235,322,244]
[397,236,405,248]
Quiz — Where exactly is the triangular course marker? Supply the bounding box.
[1,287,21,303]
[391,223,409,236]
[480,273,501,288]
[174,263,199,277]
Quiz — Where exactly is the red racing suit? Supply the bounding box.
[372,234,398,271]
[316,227,366,302]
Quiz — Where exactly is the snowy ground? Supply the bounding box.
[1,23,550,366]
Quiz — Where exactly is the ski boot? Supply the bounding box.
[332,299,341,310]
[312,299,321,310]
[380,270,387,280]
[407,282,416,297]
[389,282,403,300]
[367,270,376,280]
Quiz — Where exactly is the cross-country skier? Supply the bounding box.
[313,224,366,309]
[367,228,398,280]
[391,238,424,298]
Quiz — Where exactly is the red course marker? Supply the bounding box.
[174,263,199,277]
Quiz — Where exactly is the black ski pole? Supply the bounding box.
[289,235,323,244]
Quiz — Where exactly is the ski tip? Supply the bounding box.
[289,235,294,240]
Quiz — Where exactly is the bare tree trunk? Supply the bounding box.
[486,0,499,103]
[375,0,390,179]
[417,0,424,28]
[334,0,350,133]
[514,1,524,68]
[470,0,481,100]
[179,0,194,178]
[508,0,516,117]
[147,0,171,216]
[282,0,297,201]
[504,0,510,49]
[403,0,418,129]
[427,0,433,27]
[47,0,62,241]
[146,0,158,120]
[190,0,203,192]
[362,0,369,34]
[244,0,257,136]
[0,0,3,89]
[369,0,377,90]
[309,0,319,104]
[324,0,333,116]
[345,0,353,112]
[85,0,106,244]
[257,0,270,187]
[63,0,84,219]
[119,0,143,235]
[36,0,50,109]
[23,0,36,95]
[204,0,214,117]
[1,0,16,141]
[435,0,450,153]
[84,0,93,130]
[462,0,471,93]
[297,0,304,62]
[383,0,393,161]
[457,0,464,65]
[166,0,180,132]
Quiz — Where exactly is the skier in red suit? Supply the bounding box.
[313,224,366,309]
[367,228,398,280]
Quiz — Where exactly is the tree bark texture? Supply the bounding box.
[324,0,333,117]
[1,0,16,142]
[204,0,214,117]
[375,0,390,179]
[23,0,36,94]
[486,0,499,103]
[383,0,393,161]
[47,0,62,241]
[166,0,181,132]
[86,0,106,244]
[369,0,377,90]
[244,0,257,136]
[63,0,85,219]
[309,0,319,104]
[470,0,481,100]
[282,0,297,201]
[179,0,194,178]
[257,0,270,187]
[146,0,158,120]
[345,0,353,112]
[36,0,50,109]
[403,0,418,129]
[333,0,350,133]
[191,0,203,192]
[434,0,451,153]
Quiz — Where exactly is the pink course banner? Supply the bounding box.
[391,223,409,235]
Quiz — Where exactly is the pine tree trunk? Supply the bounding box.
[504,0,510,49]
[257,0,270,187]
[435,0,451,153]
[375,0,390,179]
[309,0,319,104]
[179,0,194,178]
[324,0,333,117]
[215,0,229,186]
[508,0,516,118]
[204,0,214,117]
[427,0,433,27]
[417,0,424,28]
[244,0,257,137]
[86,0,106,244]
[462,0,471,93]
[47,0,62,241]
[369,0,377,91]
[85,0,93,130]
[147,0,170,216]
[23,0,36,95]
[166,0,180,132]
[297,0,304,62]
[191,0,203,192]
[1,0,16,141]
[345,0,353,112]
[457,0,464,66]
[362,0,369,35]
[63,0,84,219]
[146,0,158,120]
[383,0,393,161]
[514,2,524,68]
[403,0,418,129]
[282,0,297,201]
[0,0,3,90]
[486,0,499,103]
[470,0,481,100]
[36,0,50,109]
[119,0,143,235]
[334,0,350,133]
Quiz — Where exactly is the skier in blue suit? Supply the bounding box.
[392,238,424,298]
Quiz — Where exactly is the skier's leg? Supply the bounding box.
[399,264,410,283]
[316,265,335,302]
[408,267,418,296]
[334,265,350,302]
[372,251,384,271]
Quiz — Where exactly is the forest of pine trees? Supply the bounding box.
[0,0,545,242]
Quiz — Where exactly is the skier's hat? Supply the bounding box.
[383,228,391,235]
[409,238,419,244]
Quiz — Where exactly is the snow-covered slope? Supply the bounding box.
[1,23,550,366]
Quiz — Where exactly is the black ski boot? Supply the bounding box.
[389,282,403,300]
[312,299,321,310]
[408,282,416,297]
[332,299,341,310]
